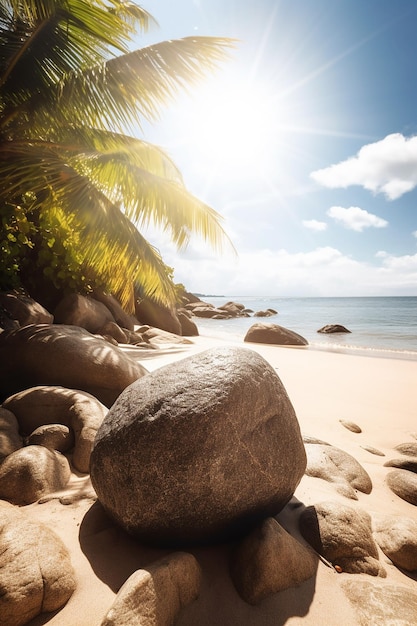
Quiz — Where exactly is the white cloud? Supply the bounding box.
[302,219,328,232]
[413,230,417,240]
[327,206,388,232]
[310,133,417,200]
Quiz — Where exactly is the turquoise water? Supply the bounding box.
[193,296,417,360]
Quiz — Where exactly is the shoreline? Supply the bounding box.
[24,333,417,626]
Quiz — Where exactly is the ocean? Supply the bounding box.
[192,296,417,361]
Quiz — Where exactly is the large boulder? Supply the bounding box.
[3,386,108,473]
[373,515,417,572]
[91,346,306,546]
[386,469,417,505]
[244,323,308,346]
[0,291,53,326]
[135,299,181,335]
[0,501,76,626]
[92,290,138,331]
[0,324,147,407]
[54,293,115,333]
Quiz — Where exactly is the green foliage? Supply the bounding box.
[0,0,235,309]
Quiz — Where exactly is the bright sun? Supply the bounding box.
[184,78,280,179]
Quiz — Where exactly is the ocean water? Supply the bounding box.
[192,296,417,361]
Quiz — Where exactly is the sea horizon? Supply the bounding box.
[191,295,417,361]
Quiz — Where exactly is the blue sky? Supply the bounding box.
[135,0,417,296]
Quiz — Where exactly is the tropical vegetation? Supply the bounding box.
[0,0,234,310]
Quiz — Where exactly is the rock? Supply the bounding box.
[299,501,386,576]
[244,323,308,346]
[192,306,229,319]
[317,324,351,334]
[342,580,417,626]
[304,443,372,499]
[54,293,115,333]
[395,442,417,456]
[373,515,417,571]
[140,326,193,347]
[0,408,22,461]
[135,299,181,335]
[253,310,275,318]
[98,321,129,344]
[386,469,417,505]
[384,457,417,473]
[28,424,74,453]
[177,311,199,336]
[91,346,306,546]
[0,501,76,626]
[92,290,137,331]
[218,301,246,317]
[339,419,362,433]
[361,445,385,456]
[0,291,53,326]
[302,434,330,445]
[4,386,108,473]
[0,446,71,505]
[0,324,147,407]
[0,303,20,331]
[230,517,318,605]
[100,552,201,626]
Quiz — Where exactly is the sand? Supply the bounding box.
[25,335,417,625]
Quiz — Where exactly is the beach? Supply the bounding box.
[25,334,417,626]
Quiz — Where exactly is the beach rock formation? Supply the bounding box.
[3,386,108,473]
[92,290,137,331]
[177,311,199,336]
[304,443,372,499]
[100,552,201,626]
[384,457,417,473]
[386,469,417,505]
[244,323,308,346]
[230,517,318,605]
[0,501,76,626]
[395,442,417,456]
[91,346,306,546]
[373,515,417,571]
[317,324,351,334]
[28,424,74,453]
[0,445,71,505]
[342,580,417,625]
[299,501,386,576]
[0,324,147,407]
[54,293,114,333]
[135,299,181,335]
[0,290,53,326]
[253,309,277,318]
[0,407,22,461]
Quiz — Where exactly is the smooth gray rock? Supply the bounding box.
[299,501,386,576]
[4,386,108,473]
[304,443,372,499]
[0,324,147,407]
[386,469,417,506]
[0,446,71,505]
[0,501,76,626]
[373,515,417,571]
[244,323,308,346]
[230,517,318,605]
[91,347,306,546]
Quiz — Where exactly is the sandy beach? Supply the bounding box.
[25,334,417,626]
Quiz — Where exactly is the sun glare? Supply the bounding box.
[185,79,279,179]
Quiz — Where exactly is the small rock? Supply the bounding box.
[384,457,417,473]
[305,443,372,499]
[302,434,330,445]
[28,423,74,453]
[100,552,201,626]
[395,442,417,457]
[386,469,417,506]
[361,445,385,457]
[339,419,362,433]
[244,323,308,346]
[299,501,386,576]
[230,517,318,604]
[0,501,76,625]
[317,324,351,334]
[0,446,71,505]
[373,515,417,571]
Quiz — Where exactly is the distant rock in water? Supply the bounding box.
[317,324,351,334]
[244,323,308,346]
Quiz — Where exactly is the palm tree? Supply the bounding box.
[0,0,234,309]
